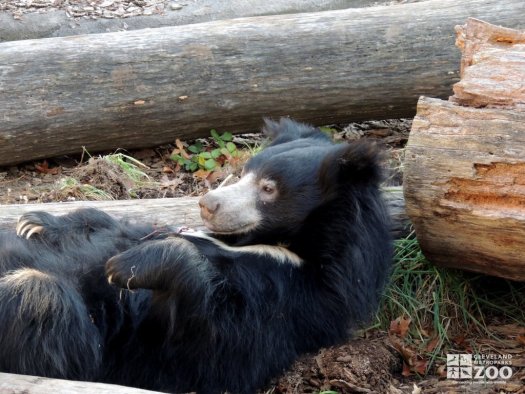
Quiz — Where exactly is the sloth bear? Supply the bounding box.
[0,118,391,393]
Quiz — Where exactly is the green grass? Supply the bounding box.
[58,177,114,200]
[103,152,150,183]
[239,139,265,157]
[376,233,525,373]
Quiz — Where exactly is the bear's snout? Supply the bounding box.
[198,173,261,233]
[199,194,221,221]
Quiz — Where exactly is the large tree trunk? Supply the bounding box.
[0,0,524,166]
[0,187,410,238]
[403,19,525,281]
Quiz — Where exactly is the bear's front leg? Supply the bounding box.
[106,237,215,294]
[16,208,121,240]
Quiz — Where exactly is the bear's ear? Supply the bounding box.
[262,117,326,146]
[319,140,384,189]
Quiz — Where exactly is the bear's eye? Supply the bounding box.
[262,185,274,194]
[259,180,277,197]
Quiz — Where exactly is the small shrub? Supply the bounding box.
[170,130,238,173]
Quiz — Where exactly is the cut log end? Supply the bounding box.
[404,18,525,281]
[404,97,525,281]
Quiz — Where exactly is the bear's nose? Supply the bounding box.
[199,194,220,221]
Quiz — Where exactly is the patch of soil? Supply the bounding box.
[270,329,525,394]
[272,338,402,394]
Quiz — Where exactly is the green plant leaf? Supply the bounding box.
[189,162,198,172]
[226,142,236,153]
[210,129,225,148]
[170,153,182,162]
[221,132,233,141]
[200,151,212,159]
[204,159,217,170]
[220,148,231,158]
[211,149,222,159]
[188,144,201,154]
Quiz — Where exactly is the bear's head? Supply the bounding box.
[198,118,382,240]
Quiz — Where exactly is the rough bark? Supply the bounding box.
[1,0,524,166]
[0,187,410,239]
[403,97,525,281]
[0,372,161,394]
[403,19,525,281]
[453,18,525,107]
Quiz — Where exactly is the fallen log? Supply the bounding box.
[0,187,410,239]
[0,0,383,43]
[1,0,525,166]
[0,372,161,394]
[403,20,525,281]
[404,97,525,281]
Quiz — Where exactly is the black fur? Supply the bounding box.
[0,118,392,393]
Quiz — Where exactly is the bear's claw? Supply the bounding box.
[16,213,47,239]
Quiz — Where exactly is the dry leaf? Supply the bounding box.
[411,383,422,394]
[389,316,411,338]
[193,169,211,180]
[206,170,228,185]
[35,160,59,175]
[389,335,416,365]
[401,361,412,378]
[425,336,440,352]
[414,359,428,375]
[517,334,525,345]
[402,361,412,377]
[175,139,191,160]
[162,166,174,174]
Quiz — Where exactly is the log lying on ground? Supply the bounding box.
[0,372,161,394]
[404,97,525,281]
[0,0,384,43]
[0,187,410,239]
[403,20,525,281]
[1,0,525,166]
